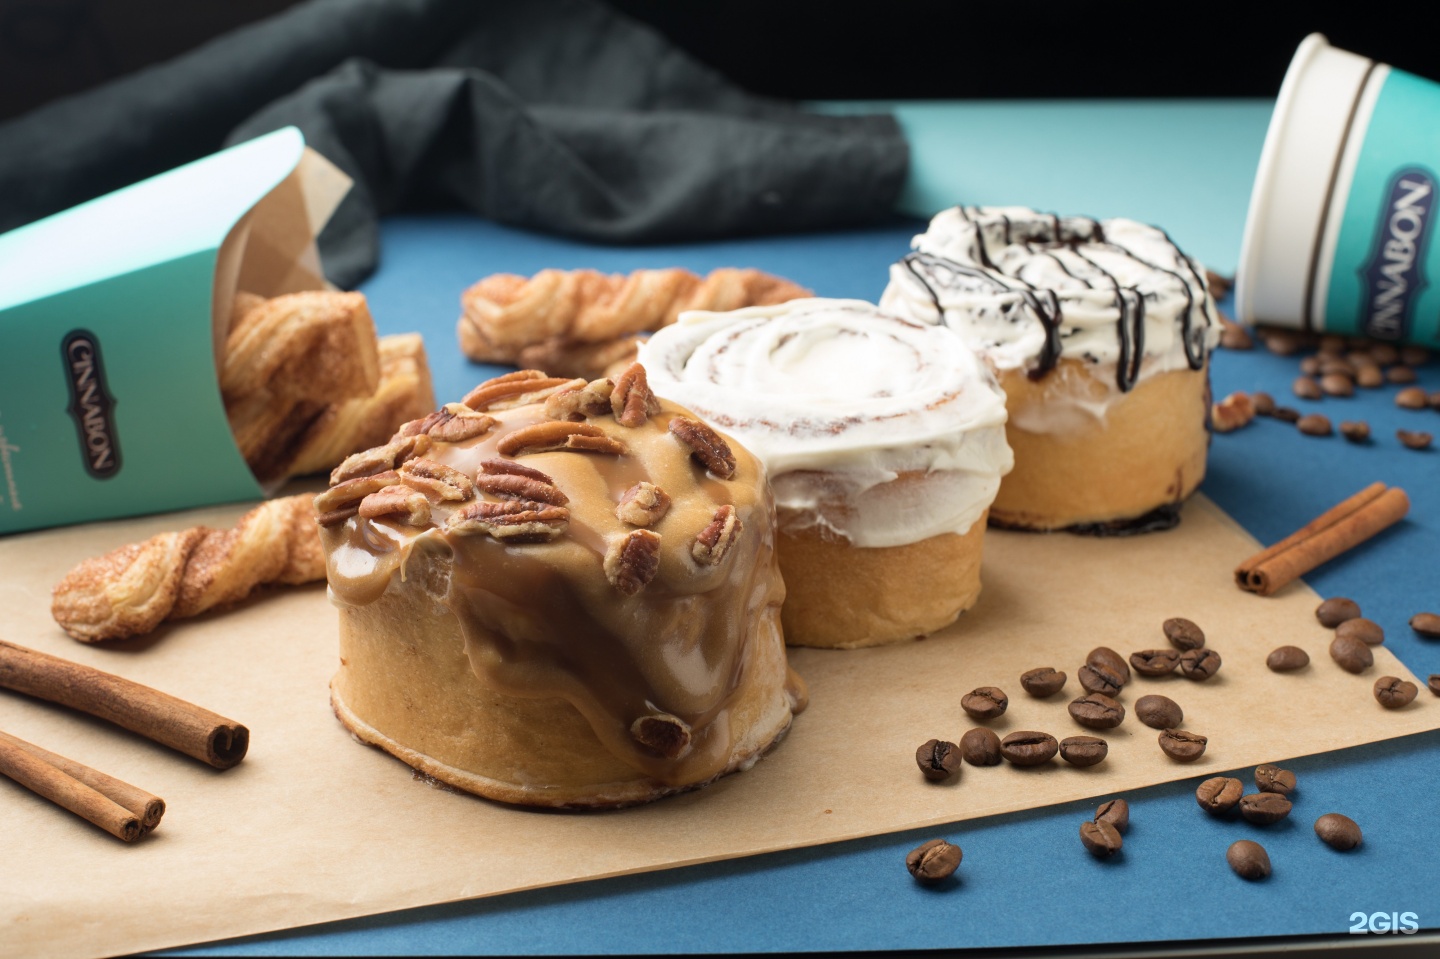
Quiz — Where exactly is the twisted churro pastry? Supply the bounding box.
[457,268,811,379]
[51,495,324,643]
[288,334,435,477]
[223,292,434,483]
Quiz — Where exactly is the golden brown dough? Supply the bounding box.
[457,268,810,378]
[51,495,323,643]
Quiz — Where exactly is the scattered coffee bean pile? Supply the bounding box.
[1285,596,1436,710]
[1211,316,1437,450]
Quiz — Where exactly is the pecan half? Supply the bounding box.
[496,421,627,457]
[447,499,569,542]
[358,484,431,527]
[669,417,735,479]
[544,377,615,421]
[399,457,475,501]
[330,434,432,484]
[463,371,580,412]
[692,504,741,565]
[616,481,671,527]
[630,713,692,759]
[418,403,498,444]
[605,529,661,595]
[611,362,660,427]
[473,470,569,506]
[314,470,400,526]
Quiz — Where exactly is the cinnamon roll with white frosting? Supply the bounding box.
[639,298,1013,649]
[881,206,1220,532]
[318,367,804,808]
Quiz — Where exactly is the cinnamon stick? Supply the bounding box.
[1235,482,1410,596]
[0,640,248,769]
[0,733,142,842]
[0,729,165,829]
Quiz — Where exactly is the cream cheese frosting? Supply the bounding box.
[880,206,1219,394]
[638,298,1013,548]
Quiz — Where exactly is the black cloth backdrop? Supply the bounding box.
[0,0,908,288]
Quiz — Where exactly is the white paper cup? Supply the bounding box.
[1237,33,1440,347]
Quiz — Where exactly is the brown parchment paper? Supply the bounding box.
[0,495,1435,959]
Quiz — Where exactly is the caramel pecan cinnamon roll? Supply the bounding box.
[640,298,1013,649]
[317,365,804,808]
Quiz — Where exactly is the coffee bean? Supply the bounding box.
[1292,376,1322,400]
[1314,813,1362,851]
[1163,617,1206,650]
[1059,736,1108,767]
[1355,366,1384,388]
[1196,776,1243,814]
[1266,645,1310,671]
[1262,329,1307,355]
[1374,676,1418,709]
[1429,674,1440,697]
[1078,662,1126,697]
[1130,648,1180,676]
[1400,344,1431,366]
[1299,356,1321,375]
[1319,334,1346,355]
[1412,613,1440,637]
[959,727,1002,766]
[1320,373,1354,397]
[1318,357,1354,377]
[1370,342,1401,365]
[1297,413,1333,436]
[961,686,1009,721]
[1397,429,1433,450]
[1254,764,1296,796]
[999,731,1058,767]
[1239,792,1292,824]
[1271,406,1301,423]
[1396,385,1428,408]
[1158,728,1207,762]
[1336,617,1384,646]
[1086,647,1131,684]
[1069,693,1125,729]
[1389,366,1420,386]
[1316,596,1361,627]
[1079,820,1123,859]
[1339,420,1371,443]
[1178,648,1222,681]
[906,838,962,883]
[915,739,962,782]
[1135,694,1183,729]
[1020,666,1067,697]
[1252,391,1276,415]
[1095,798,1129,833]
[1227,840,1272,880]
[1220,322,1253,350]
[1430,390,1440,411]
[1329,634,1374,673]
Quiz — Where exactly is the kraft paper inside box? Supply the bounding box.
[1,494,1435,959]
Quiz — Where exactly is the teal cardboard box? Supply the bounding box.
[0,127,351,534]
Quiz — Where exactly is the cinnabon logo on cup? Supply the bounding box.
[61,330,122,479]
[1360,167,1437,341]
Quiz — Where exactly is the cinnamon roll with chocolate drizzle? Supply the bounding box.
[881,206,1220,533]
[318,367,804,808]
[640,298,1013,649]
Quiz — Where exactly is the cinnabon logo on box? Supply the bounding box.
[61,330,122,479]
[1360,167,1437,341]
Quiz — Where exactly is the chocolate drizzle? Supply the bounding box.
[897,207,1214,390]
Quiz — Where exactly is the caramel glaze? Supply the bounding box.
[323,398,805,789]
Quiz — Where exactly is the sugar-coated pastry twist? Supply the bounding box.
[456,268,811,379]
[51,495,324,643]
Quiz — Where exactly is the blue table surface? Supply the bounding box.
[165,213,1440,957]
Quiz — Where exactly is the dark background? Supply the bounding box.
[2,0,1436,122]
